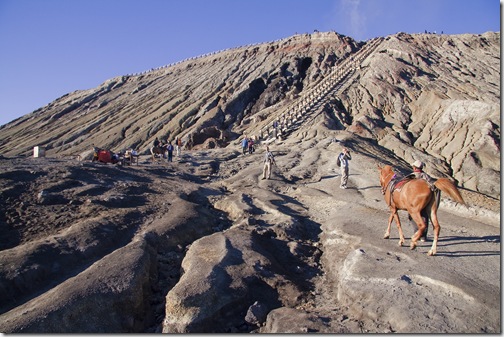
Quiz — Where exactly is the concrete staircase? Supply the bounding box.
[252,37,383,143]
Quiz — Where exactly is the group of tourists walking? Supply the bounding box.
[153,133,431,196]
[240,135,275,179]
[241,134,353,186]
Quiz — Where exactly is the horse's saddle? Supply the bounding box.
[389,173,437,195]
[389,175,413,194]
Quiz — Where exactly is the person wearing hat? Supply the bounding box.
[411,160,434,184]
[338,148,352,189]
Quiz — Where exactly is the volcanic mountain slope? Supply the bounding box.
[0,31,499,199]
[0,32,360,157]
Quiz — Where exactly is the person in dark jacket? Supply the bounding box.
[167,141,174,162]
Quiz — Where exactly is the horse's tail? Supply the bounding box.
[434,178,466,205]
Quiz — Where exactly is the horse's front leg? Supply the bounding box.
[392,212,405,246]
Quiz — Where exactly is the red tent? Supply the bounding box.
[98,150,112,163]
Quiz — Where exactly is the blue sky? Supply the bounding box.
[0,0,500,126]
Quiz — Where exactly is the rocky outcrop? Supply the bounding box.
[339,32,500,198]
[0,239,156,333]
[162,229,306,333]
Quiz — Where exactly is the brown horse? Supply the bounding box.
[150,145,167,161]
[378,164,465,256]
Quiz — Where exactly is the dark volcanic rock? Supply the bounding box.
[245,301,269,326]
[162,228,306,333]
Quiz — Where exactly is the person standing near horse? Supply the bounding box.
[174,136,181,157]
[176,137,182,156]
[167,141,174,162]
[150,137,164,161]
[262,146,276,180]
[338,148,352,189]
[159,139,167,158]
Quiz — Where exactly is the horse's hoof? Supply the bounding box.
[398,241,403,247]
[383,234,390,239]
[410,244,416,250]
[427,250,435,256]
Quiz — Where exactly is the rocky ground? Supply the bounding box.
[0,117,499,333]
